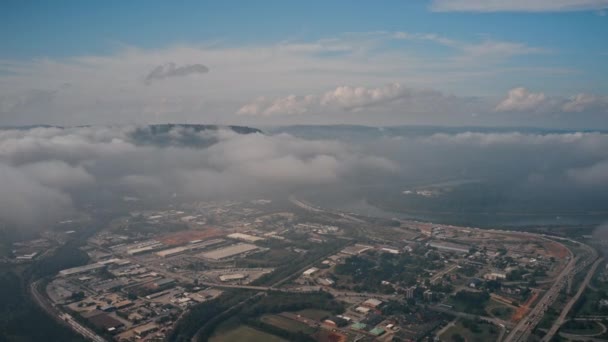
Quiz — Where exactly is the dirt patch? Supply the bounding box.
[550,242,570,258]
[314,330,347,342]
[490,294,518,308]
[511,291,538,322]
[546,241,569,259]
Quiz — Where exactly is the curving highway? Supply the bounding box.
[503,238,598,342]
[30,279,106,342]
[541,257,603,342]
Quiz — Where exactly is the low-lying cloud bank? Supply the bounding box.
[1,125,607,231]
[0,125,395,230]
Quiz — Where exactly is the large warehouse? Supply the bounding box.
[198,243,259,260]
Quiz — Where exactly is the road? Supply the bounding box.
[194,281,397,299]
[430,305,509,341]
[292,195,601,342]
[190,292,265,342]
[289,195,326,213]
[35,197,599,342]
[29,279,106,342]
[558,318,607,338]
[430,264,459,284]
[429,305,514,329]
[435,319,457,338]
[503,238,598,342]
[289,195,365,222]
[541,257,603,342]
[503,253,577,341]
[181,217,354,341]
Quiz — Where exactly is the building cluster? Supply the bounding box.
[36,199,571,341]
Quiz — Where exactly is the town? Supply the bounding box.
[9,196,604,342]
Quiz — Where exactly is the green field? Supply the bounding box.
[538,307,560,329]
[440,319,500,342]
[560,320,605,336]
[295,309,331,321]
[486,299,515,320]
[236,248,296,267]
[568,287,608,317]
[260,314,316,334]
[0,240,11,258]
[446,290,492,316]
[210,325,287,342]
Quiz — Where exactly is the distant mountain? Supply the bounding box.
[144,124,261,135]
[0,124,263,148]
[268,124,607,141]
[129,124,262,147]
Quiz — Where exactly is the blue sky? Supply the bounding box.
[1,0,607,127]
[2,1,607,60]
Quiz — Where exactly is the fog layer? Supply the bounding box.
[1,125,607,230]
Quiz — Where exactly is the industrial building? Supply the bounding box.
[355,306,371,314]
[155,246,190,258]
[198,243,259,260]
[404,286,416,299]
[59,263,106,276]
[155,239,225,258]
[219,273,247,282]
[317,278,335,286]
[341,244,374,255]
[483,272,507,280]
[227,232,264,242]
[380,247,400,254]
[126,241,164,255]
[153,278,176,289]
[83,311,124,332]
[363,298,383,308]
[58,259,123,277]
[134,323,159,337]
[16,252,38,260]
[428,241,470,254]
[303,267,319,277]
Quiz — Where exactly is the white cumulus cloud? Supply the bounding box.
[320,83,410,110]
[562,93,608,113]
[495,87,547,112]
[237,83,452,116]
[495,88,608,114]
[237,95,317,116]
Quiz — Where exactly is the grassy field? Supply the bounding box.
[260,314,316,334]
[560,320,605,335]
[209,325,287,342]
[0,240,10,258]
[236,248,296,267]
[486,299,515,320]
[538,307,560,329]
[295,309,331,321]
[568,287,608,317]
[448,299,488,316]
[535,291,567,329]
[439,319,500,342]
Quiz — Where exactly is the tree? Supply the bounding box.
[69,291,85,301]
[451,333,465,342]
